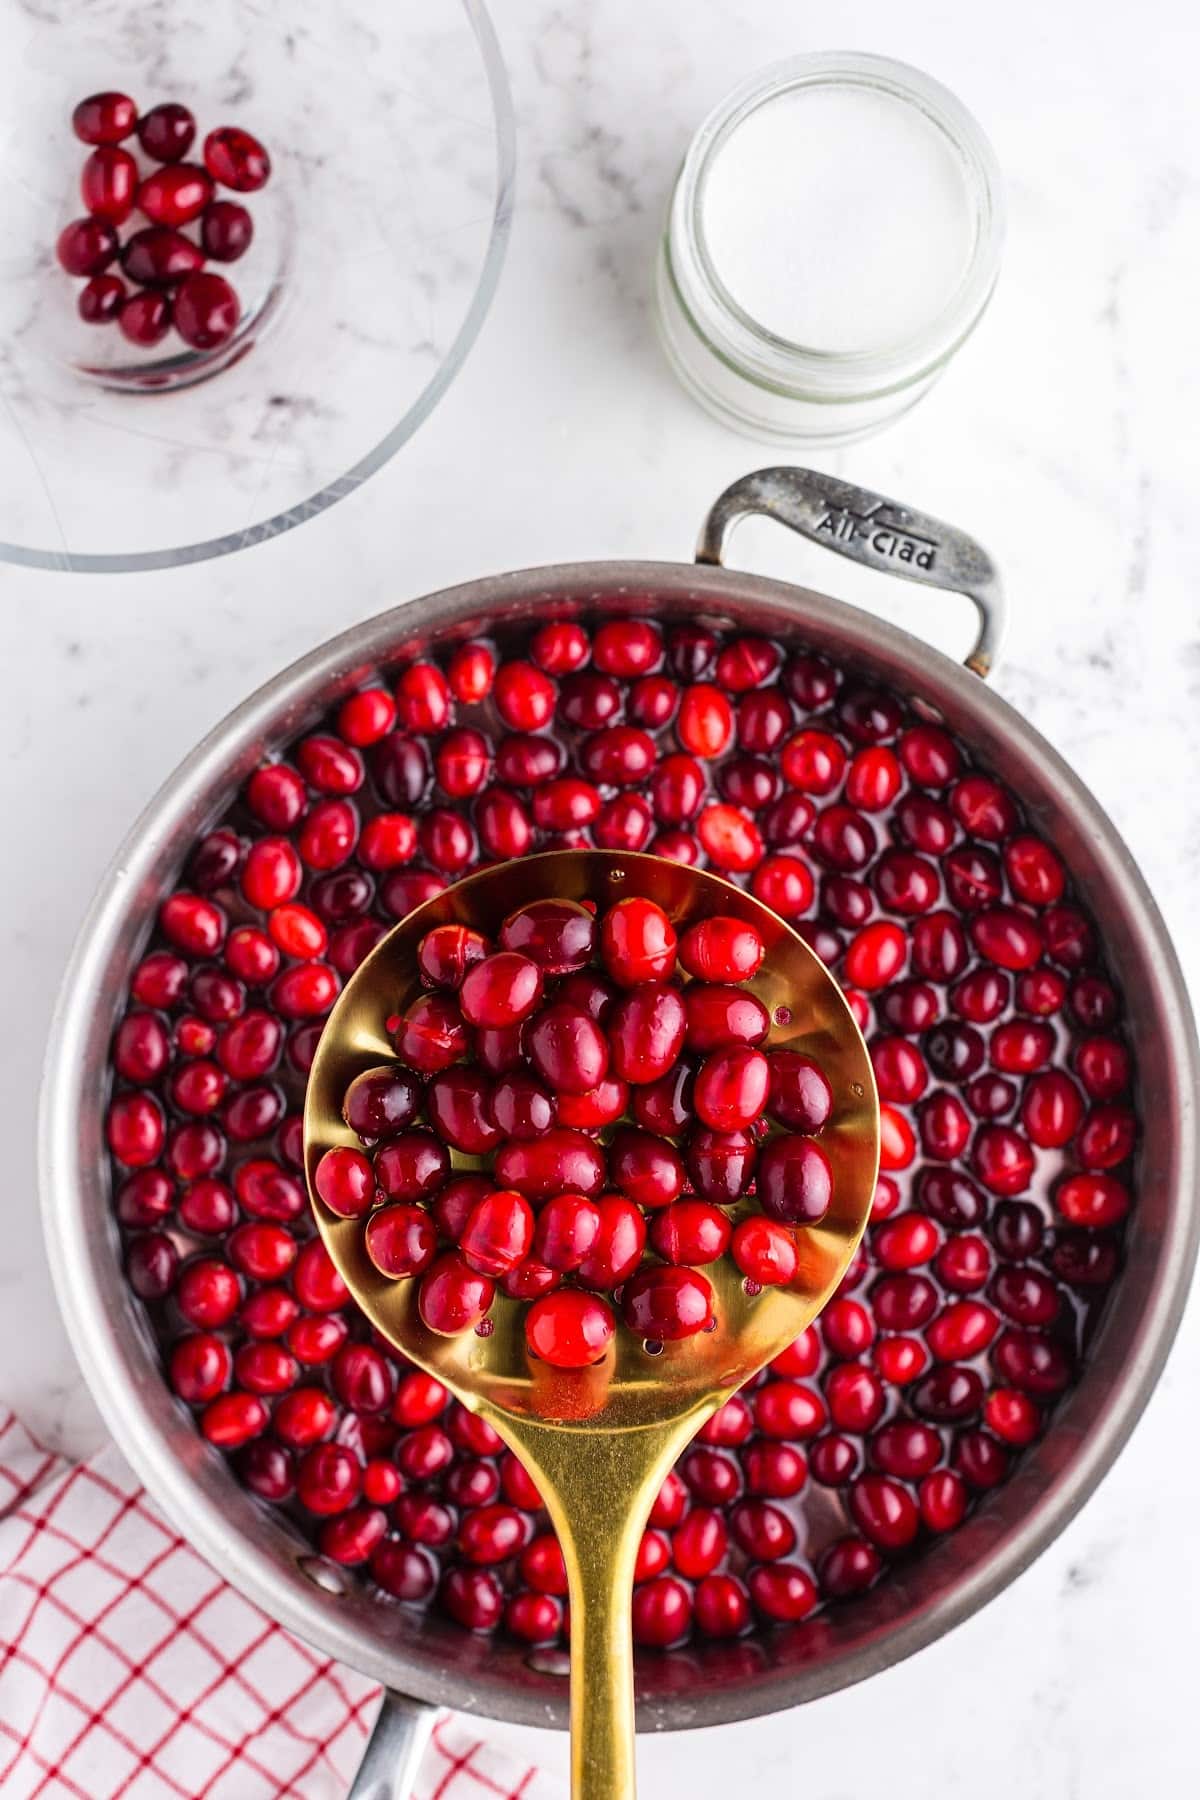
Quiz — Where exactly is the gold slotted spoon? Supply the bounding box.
[304,850,879,1800]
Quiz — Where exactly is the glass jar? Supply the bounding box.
[655,52,1005,446]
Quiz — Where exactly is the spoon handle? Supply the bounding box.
[517,1415,707,1800]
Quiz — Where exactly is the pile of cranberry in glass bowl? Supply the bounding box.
[56,90,270,351]
[104,612,1138,1649]
[314,896,838,1369]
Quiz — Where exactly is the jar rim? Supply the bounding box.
[671,51,1006,400]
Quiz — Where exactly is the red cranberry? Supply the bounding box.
[196,198,253,262]
[819,1535,882,1597]
[872,1037,929,1104]
[533,1194,601,1271]
[990,1199,1044,1260]
[296,1443,361,1515]
[426,1068,500,1155]
[525,1290,615,1367]
[173,272,241,350]
[844,921,906,990]
[576,1196,646,1289]
[608,985,688,1084]
[973,1124,1035,1196]
[494,1130,605,1202]
[80,145,138,223]
[107,1092,166,1167]
[757,1136,832,1225]
[489,1070,555,1139]
[687,1127,756,1203]
[169,1332,232,1404]
[1021,1071,1084,1148]
[139,162,213,227]
[365,1203,438,1279]
[137,102,196,161]
[825,1363,884,1433]
[622,1266,713,1340]
[1055,1172,1129,1228]
[632,1576,692,1647]
[126,1233,179,1299]
[374,1131,451,1203]
[342,1066,420,1140]
[683,984,768,1052]
[204,125,271,192]
[459,952,542,1029]
[418,1254,495,1335]
[754,1381,826,1440]
[647,1199,729,1266]
[677,683,734,759]
[761,1051,832,1136]
[393,993,469,1074]
[122,226,205,287]
[201,1393,267,1448]
[57,216,120,277]
[919,1469,967,1532]
[74,91,138,145]
[912,1364,984,1422]
[945,845,1004,912]
[460,1189,534,1278]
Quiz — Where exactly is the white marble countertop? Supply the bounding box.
[4,0,1199,1793]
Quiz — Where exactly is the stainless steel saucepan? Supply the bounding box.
[40,469,1199,1797]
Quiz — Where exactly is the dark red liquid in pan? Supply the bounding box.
[105,616,1136,1649]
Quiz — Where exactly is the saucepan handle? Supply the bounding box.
[696,467,1006,679]
[346,1691,437,1800]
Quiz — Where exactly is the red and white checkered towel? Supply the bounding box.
[0,1411,554,1800]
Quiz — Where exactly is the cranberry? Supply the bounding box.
[201,1393,267,1448]
[424,1068,499,1154]
[600,898,676,986]
[126,1233,179,1299]
[523,1003,607,1094]
[204,125,271,192]
[757,1136,832,1225]
[973,1124,1035,1196]
[107,1092,166,1167]
[912,1364,984,1422]
[1022,1071,1085,1148]
[121,225,205,287]
[139,162,214,227]
[393,994,469,1074]
[1074,1035,1130,1101]
[945,845,1004,912]
[687,1127,756,1203]
[650,1199,731,1265]
[919,1469,968,1532]
[79,145,138,225]
[819,1536,882,1597]
[418,1254,494,1335]
[556,1075,627,1130]
[621,1265,713,1341]
[677,684,734,759]
[136,101,196,161]
[683,984,768,1053]
[1055,1172,1130,1228]
[459,952,541,1029]
[532,1194,601,1270]
[632,1576,693,1647]
[57,216,120,277]
[485,1069,551,1138]
[365,1203,438,1278]
[576,1196,646,1289]
[494,1130,605,1202]
[844,921,906,990]
[459,1189,534,1278]
[525,1290,615,1367]
[173,272,242,350]
[342,1065,420,1140]
[609,984,688,1083]
[375,1131,450,1203]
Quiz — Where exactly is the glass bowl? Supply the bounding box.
[0,0,514,572]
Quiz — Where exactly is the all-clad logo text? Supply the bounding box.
[816,501,938,570]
